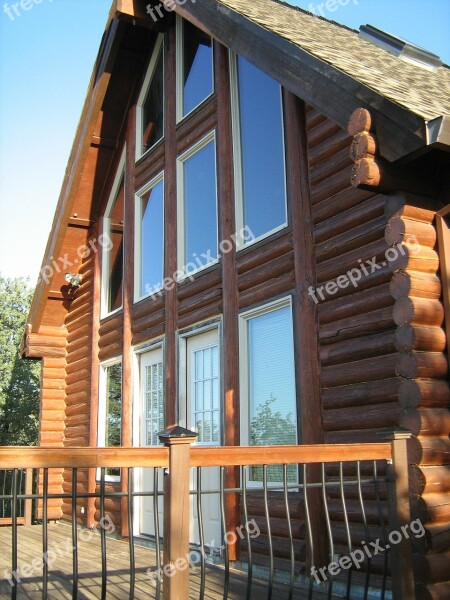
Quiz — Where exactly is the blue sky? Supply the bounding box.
[0,0,449,284]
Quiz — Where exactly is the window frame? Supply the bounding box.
[176,129,219,279]
[239,296,298,487]
[134,172,165,303]
[101,147,126,319]
[176,14,215,123]
[229,51,289,248]
[98,357,123,483]
[135,34,165,161]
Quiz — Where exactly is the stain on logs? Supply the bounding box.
[399,379,450,409]
[394,325,447,353]
[390,271,441,301]
[385,216,437,248]
[393,297,444,327]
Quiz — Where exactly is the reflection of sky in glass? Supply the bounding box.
[183,24,213,116]
[183,140,218,267]
[248,306,296,438]
[141,180,164,295]
[237,57,287,238]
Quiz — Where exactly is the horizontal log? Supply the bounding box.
[132,323,165,347]
[66,344,91,366]
[400,408,450,437]
[177,265,222,300]
[239,272,295,311]
[318,283,393,325]
[412,492,450,523]
[245,514,304,538]
[65,356,90,376]
[314,194,385,245]
[305,106,326,128]
[65,311,92,334]
[413,552,450,585]
[317,238,389,284]
[325,427,402,444]
[28,333,67,349]
[308,128,350,168]
[65,402,89,418]
[388,243,439,275]
[394,325,447,353]
[394,297,444,327]
[321,353,399,388]
[322,378,402,410]
[385,193,441,223]
[385,216,437,248]
[397,352,448,379]
[64,389,90,406]
[177,301,222,330]
[310,146,353,186]
[179,287,223,316]
[347,108,372,137]
[313,186,374,225]
[99,312,124,337]
[409,436,450,466]
[416,581,450,600]
[245,492,302,519]
[320,331,396,366]
[390,271,441,301]
[132,293,165,320]
[421,465,450,495]
[66,368,90,387]
[98,327,123,349]
[308,117,341,147]
[42,356,66,368]
[350,131,377,161]
[324,402,401,432]
[327,498,388,525]
[40,398,66,410]
[65,414,90,429]
[43,367,66,380]
[66,378,90,396]
[320,306,395,344]
[316,215,386,263]
[133,307,165,336]
[351,158,441,197]
[399,379,450,409]
[66,334,91,355]
[98,341,123,361]
[237,235,293,275]
[310,167,351,205]
[242,533,305,561]
[238,252,294,292]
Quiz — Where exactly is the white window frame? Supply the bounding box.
[98,357,123,483]
[239,296,297,487]
[101,147,126,319]
[176,14,214,123]
[229,51,288,249]
[136,35,164,161]
[177,320,222,444]
[176,130,218,279]
[134,172,165,303]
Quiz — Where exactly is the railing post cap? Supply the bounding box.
[157,425,198,445]
[376,428,412,441]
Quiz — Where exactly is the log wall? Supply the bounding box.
[308,105,450,598]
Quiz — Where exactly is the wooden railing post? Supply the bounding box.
[384,430,415,600]
[158,426,198,600]
[24,468,33,526]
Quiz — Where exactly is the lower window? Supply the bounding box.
[239,298,298,484]
[98,360,122,481]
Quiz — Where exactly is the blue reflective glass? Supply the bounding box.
[237,57,287,239]
[141,180,164,296]
[183,21,213,117]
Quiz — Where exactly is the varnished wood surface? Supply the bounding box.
[0,523,346,599]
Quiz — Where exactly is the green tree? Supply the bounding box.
[0,275,40,446]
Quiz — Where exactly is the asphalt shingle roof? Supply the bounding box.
[218,0,450,122]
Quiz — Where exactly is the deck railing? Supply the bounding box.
[0,431,415,600]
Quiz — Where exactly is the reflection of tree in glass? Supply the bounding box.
[106,363,122,447]
[250,395,297,483]
[196,415,219,444]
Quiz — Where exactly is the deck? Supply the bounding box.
[0,523,345,599]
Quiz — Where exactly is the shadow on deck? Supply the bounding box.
[0,523,347,599]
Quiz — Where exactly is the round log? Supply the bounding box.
[318,283,393,325]
[397,352,448,379]
[390,271,441,301]
[350,132,377,161]
[422,465,450,495]
[324,402,401,431]
[399,379,450,408]
[394,325,447,353]
[385,216,437,248]
[393,297,444,327]
[320,331,396,366]
[409,435,450,466]
[413,551,450,585]
[322,378,402,410]
[387,243,439,275]
[348,108,372,136]
[399,407,450,436]
[385,194,439,223]
[416,581,450,600]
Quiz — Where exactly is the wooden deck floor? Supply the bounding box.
[0,523,347,599]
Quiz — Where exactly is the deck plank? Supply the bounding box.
[0,523,345,599]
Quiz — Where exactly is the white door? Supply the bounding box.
[185,329,222,549]
[139,347,164,537]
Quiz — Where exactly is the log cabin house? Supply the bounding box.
[20,0,450,597]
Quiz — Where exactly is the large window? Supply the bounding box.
[231,54,287,243]
[240,298,297,483]
[136,36,164,159]
[98,360,123,481]
[135,174,164,301]
[177,131,218,277]
[102,150,125,317]
[177,16,214,121]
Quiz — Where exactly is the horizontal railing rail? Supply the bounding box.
[0,434,414,600]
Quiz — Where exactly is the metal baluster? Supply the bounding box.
[241,466,253,600]
[321,463,334,600]
[100,468,107,600]
[373,461,388,600]
[339,462,353,598]
[220,466,229,600]
[153,468,162,600]
[303,464,314,600]
[283,464,295,600]
[356,462,371,600]
[11,470,18,600]
[128,468,135,600]
[196,467,206,600]
[43,468,48,600]
[263,465,274,599]
[71,468,78,600]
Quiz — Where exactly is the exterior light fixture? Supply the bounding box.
[65,272,82,288]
